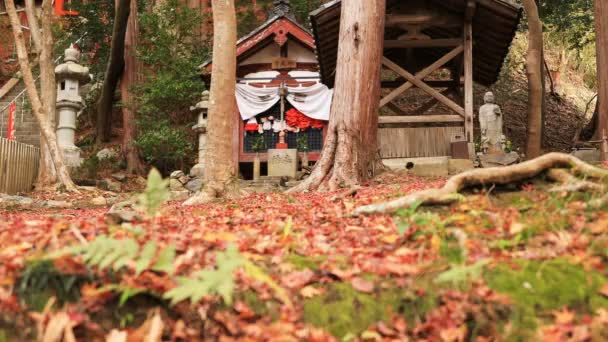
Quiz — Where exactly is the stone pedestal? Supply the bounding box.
[56,101,83,167]
[268,149,297,178]
[189,91,209,178]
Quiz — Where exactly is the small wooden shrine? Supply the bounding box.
[310,0,522,159]
[201,0,331,177]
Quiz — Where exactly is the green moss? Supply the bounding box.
[484,259,608,338]
[16,259,91,311]
[285,254,327,270]
[303,282,438,339]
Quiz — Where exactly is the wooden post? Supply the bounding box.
[463,19,474,147]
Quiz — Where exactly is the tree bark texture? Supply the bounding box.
[5,0,78,191]
[522,0,544,159]
[96,0,131,143]
[203,0,238,192]
[594,0,608,142]
[120,0,144,174]
[37,0,59,187]
[289,0,386,192]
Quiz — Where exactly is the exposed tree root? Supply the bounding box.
[330,186,363,202]
[354,153,608,215]
[183,180,244,206]
[546,168,606,193]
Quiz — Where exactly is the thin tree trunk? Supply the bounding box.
[594,0,608,143]
[522,0,544,159]
[96,0,131,144]
[121,0,144,174]
[5,0,78,192]
[289,0,386,192]
[184,0,238,206]
[24,0,41,55]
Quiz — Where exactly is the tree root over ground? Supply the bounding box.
[183,180,245,206]
[354,153,608,215]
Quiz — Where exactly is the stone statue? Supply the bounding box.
[479,92,505,153]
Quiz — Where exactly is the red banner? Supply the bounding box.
[7,101,16,140]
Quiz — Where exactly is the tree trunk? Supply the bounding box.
[96,0,131,144]
[120,0,144,174]
[24,0,41,55]
[38,0,59,187]
[186,0,238,205]
[5,0,78,192]
[522,0,544,159]
[289,0,386,192]
[594,0,608,143]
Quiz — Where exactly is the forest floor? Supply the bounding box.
[1,170,608,341]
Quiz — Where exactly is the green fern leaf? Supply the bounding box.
[151,245,175,274]
[112,239,139,271]
[135,241,157,275]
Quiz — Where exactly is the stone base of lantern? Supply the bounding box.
[189,163,205,178]
[62,145,83,168]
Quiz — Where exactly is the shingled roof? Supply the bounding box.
[310,0,522,88]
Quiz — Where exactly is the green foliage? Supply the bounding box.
[164,244,244,305]
[296,133,309,152]
[485,259,608,335]
[135,122,193,174]
[51,235,175,276]
[16,260,90,311]
[135,168,170,217]
[435,259,490,285]
[164,244,290,307]
[251,134,267,153]
[136,0,208,120]
[303,282,438,339]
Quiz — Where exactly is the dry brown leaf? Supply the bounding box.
[351,277,374,293]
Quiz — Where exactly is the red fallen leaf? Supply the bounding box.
[599,283,608,297]
[351,277,374,293]
[554,308,575,325]
[281,269,315,289]
[234,301,256,319]
[328,267,360,280]
[381,261,420,276]
[376,321,396,337]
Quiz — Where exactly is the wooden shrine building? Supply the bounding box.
[201,0,331,178]
[310,0,522,159]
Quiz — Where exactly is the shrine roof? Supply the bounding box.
[310,0,523,87]
[200,13,315,71]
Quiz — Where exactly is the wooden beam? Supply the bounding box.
[379,45,463,107]
[382,56,465,117]
[465,0,477,21]
[384,38,462,49]
[464,18,474,142]
[385,102,409,116]
[379,115,464,124]
[381,80,458,88]
[385,14,461,27]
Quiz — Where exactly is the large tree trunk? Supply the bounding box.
[38,0,59,187]
[96,0,131,144]
[120,0,144,174]
[5,0,78,192]
[24,0,57,186]
[289,0,386,192]
[594,0,608,147]
[522,0,544,159]
[184,0,238,206]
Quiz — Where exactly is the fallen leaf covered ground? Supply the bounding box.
[1,171,608,341]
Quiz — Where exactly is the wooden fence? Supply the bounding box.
[0,137,39,195]
[378,126,465,158]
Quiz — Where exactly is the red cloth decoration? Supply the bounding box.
[285,108,325,131]
[244,118,259,132]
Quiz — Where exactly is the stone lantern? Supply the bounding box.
[189,90,209,178]
[54,45,90,167]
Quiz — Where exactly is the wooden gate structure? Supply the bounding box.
[310,0,522,158]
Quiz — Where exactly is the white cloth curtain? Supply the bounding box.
[235,83,333,121]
